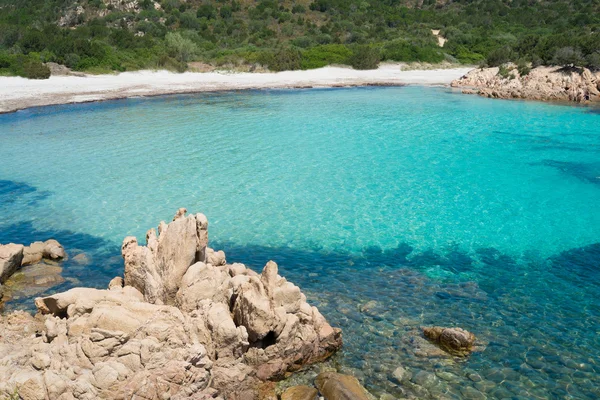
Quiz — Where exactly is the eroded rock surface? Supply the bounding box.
[0,209,342,399]
[422,326,476,357]
[452,65,600,103]
[22,239,67,266]
[0,243,24,283]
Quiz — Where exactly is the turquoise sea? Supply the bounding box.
[1,87,599,399]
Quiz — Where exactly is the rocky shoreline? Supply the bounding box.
[0,209,479,399]
[452,64,600,103]
[0,209,345,399]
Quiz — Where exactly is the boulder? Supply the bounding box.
[22,240,66,266]
[281,385,318,400]
[452,65,600,103]
[422,326,476,357]
[315,372,372,400]
[0,243,24,283]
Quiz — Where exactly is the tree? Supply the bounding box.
[165,32,197,63]
[349,45,380,70]
[552,47,583,67]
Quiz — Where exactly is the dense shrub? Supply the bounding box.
[349,45,380,70]
[517,59,531,76]
[165,32,197,63]
[552,47,583,67]
[586,52,600,71]
[258,48,302,71]
[383,40,444,63]
[486,46,515,67]
[23,60,51,79]
[301,44,352,69]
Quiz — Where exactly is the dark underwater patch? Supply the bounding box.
[535,160,600,185]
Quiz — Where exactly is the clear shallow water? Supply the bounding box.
[1,87,599,399]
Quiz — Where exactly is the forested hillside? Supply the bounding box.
[0,0,599,77]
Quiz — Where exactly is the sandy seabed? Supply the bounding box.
[0,64,473,113]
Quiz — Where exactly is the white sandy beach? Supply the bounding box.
[0,64,473,113]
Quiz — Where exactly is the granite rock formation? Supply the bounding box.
[452,65,600,103]
[0,243,24,283]
[22,239,67,266]
[0,209,342,400]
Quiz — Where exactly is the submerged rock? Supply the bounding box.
[1,262,65,303]
[315,372,372,400]
[0,209,342,400]
[422,326,476,357]
[281,385,318,400]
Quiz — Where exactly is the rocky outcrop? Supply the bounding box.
[0,209,342,400]
[422,326,476,357]
[22,239,66,266]
[452,65,600,103]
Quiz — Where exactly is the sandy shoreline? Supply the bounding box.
[0,64,473,113]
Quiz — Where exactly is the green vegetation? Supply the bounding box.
[0,0,598,78]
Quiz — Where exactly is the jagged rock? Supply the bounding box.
[0,243,24,283]
[207,247,227,266]
[422,326,476,356]
[315,372,372,400]
[281,385,319,400]
[122,208,208,304]
[0,209,342,400]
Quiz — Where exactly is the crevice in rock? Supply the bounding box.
[249,331,277,350]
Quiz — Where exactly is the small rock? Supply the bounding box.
[31,352,51,370]
[411,370,438,388]
[281,385,318,400]
[72,253,90,266]
[315,372,371,400]
[390,366,411,384]
[422,326,476,356]
[108,276,124,290]
[43,240,66,260]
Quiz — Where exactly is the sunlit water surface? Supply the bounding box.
[1,87,599,399]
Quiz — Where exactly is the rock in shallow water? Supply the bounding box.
[315,372,372,400]
[22,239,66,266]
[281,385,318,400]
[422,326,476,357]
[0,209,343,400]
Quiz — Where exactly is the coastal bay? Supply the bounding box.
[1,86,599,398]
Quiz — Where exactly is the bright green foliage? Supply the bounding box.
[349,45,380,70]
[301,44,352,69]
[0,0,598,77]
